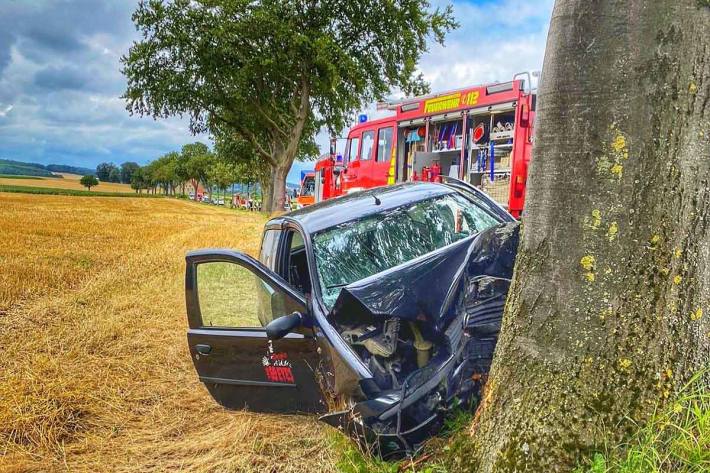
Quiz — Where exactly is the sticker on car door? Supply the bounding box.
[262,340,295,383]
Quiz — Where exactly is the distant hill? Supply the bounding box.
[0,159,56,177]
[0,159,95,177]
[46,164,96,176]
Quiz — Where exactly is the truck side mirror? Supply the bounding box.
[265,312,303,340]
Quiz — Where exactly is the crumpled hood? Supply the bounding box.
[331,222,520,334]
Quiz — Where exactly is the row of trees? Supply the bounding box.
[96,161,141,184]
[124,139,264,201]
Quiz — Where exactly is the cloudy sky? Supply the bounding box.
[0,0,553,181]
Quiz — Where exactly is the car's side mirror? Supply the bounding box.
[265,312,303,340]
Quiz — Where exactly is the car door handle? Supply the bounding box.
[195,344,212,355]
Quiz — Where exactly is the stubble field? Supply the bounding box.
[0,193,337,472]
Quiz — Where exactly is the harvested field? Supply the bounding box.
[0,193,336,472]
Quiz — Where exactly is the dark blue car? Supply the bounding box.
[185,178,519,457]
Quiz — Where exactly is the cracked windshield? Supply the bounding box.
[313,193,499,309]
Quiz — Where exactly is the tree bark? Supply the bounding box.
[261,175,273,213]
[270,160,291,213]
[247,80,310,213]
[190,179,199,201]
[450,1,709,471]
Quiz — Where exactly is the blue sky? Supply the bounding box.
[0,0,554,183]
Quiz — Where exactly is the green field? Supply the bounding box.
[0,184,162,197]
[0,174,52,179]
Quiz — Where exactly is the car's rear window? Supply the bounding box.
[313,193,500,309]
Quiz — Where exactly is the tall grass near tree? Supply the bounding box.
[577,371,709,473]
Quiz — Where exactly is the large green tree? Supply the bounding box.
[96,162,117,182]
[448,1,709,471]
[207,160,236,202]
[80,175,99,191]
[153,152,180,194]
[122,0,456,211]
[120,162,141,184]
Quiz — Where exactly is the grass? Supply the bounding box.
[0,172,137,194]
[576,371,709,473]
[0,193,337,472]
[330,410,475,473]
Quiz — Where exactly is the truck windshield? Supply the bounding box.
[301,177,315,196]
[313,193,500,309]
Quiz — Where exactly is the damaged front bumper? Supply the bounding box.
[322,223,519,457]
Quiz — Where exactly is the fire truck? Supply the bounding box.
[314,73,537,218]
[292,170,316,209]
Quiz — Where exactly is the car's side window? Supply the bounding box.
[195,260,302,328]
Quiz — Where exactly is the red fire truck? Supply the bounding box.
[292,170,316,209]
[314,74,536,218]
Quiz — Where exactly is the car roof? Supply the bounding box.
[271,182,456,234]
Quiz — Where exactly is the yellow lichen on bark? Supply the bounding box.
[618,358,632,371]
[691,308,703,321]
[607,222,618,241]
[610,163,623,177]
[580,255,595,271]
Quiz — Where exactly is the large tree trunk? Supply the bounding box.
[450,1,709,471]
[270,160,291,213]
[259,81,310,213]
[190,179,199,200]
[261,176,273,213]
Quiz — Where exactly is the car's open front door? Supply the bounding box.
[185,249,326,414]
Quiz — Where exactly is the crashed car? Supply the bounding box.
[185,178,519,457]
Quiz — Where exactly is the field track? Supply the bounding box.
[0,193,336,472]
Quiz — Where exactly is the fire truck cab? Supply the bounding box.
[293,170,316,209]
[315,75,536,218]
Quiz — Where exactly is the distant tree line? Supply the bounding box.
[98,140,263,201]
[95,162,139,184]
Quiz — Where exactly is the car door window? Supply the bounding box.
[376,127,393,162]
[284,230,312,296]
[360,131,375,161]
[259,229,281,270]
[195,261,302,328]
